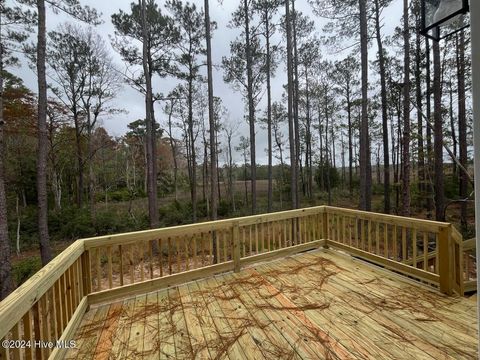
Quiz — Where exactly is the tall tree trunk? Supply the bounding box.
[285,0,296,209]
[244,0,256,214]
[449,82,457,177]
[305,67,313,199]
[188,75,197,221]
[167,102,178,201]
[87,110,95,219]
[347,96,353,197]
[318,113,324,190]
[37,0,52,265]
[150,100,159,226]
[227,133,235,211]
[244,154,248,206]
[433,40,445,221]
[140,0,159,229]
[401,0,411,216]
[396,102,402,211]
[73,109,83,207]
[426,38,434,217]
[265,9,273,212]
[341,136,346,188]
[457,30,467,229]
[216,131,221,204]
[325,100,331,205]
[0,22,13,298]
[359,0,371,211]
[374,0,390,213]
[205,0,218,263]
[415,9,425,213]
[292,0,300,209]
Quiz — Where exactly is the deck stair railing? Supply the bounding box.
[463,237,477,292]
[0,205,471,360]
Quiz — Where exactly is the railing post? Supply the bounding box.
[322,208,329,248]
[233,222,241,272]
[80,250,92,296]
[438,226,453,295]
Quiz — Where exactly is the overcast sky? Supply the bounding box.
[11,0,404,164]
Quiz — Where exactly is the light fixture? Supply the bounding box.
[421,0,470,41]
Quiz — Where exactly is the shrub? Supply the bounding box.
[49,206,94,240]
[218,199,231,217]
[12,257,42,286]
[159,200,192,226]
[315,162,340,190]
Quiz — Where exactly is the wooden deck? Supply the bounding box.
[65,249,477,360]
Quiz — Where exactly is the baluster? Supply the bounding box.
[348,217,352,246]
[45,292,53,357]
[221,230,227,262]
[185,237,190,270]
[107,245,113,288]
[65,269,73,319]
[209,231,214,264]
[213,230,222,264]
[249,225,253,255]
[242,227,246,256]
[368,220,372,253]
[119,245,124,286]
[412,229,418,268]
[200,232,205,265]
[337,215,341,243]
[149,241,154,279]
[54,280,63,333]
[312,215,316,241]
[130,244,135,283]
[340,216,344,244]
[423,233,428,271]
[268,221,272,251]
[32,301,42,360]
[177,236,182,273]
[158,239,163,277]
[384,224,388,258]
[96,248,101,291]
[49,286,58,340]
[0,336,8,360]
[301,216,309,244]
[393,225,398,261]
[402,227,407,262]
[261,221,266,250]
[168,237,173,275]
[23,310,33,360]
[354,218,360,248]
[41,295,49,358]
[11,322,21,360]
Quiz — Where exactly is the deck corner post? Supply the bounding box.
[80,250,92,296]
[322,210,329,247]
[233,222,241,273]
[438,226,453,295]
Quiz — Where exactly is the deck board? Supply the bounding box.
[66,249,478,359]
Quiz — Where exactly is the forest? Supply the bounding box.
[0,0,472,300]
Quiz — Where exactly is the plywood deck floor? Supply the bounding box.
[66,249,478,359]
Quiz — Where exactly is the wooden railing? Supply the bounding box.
[0,206,465,359]
[323,206,463,295]
[0,241,87,360]
[463,237,477,292]
[83,207,325,304]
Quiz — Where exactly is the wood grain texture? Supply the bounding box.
[65,249,477,360]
